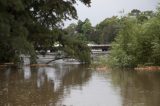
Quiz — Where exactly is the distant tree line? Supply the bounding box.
[65,8,159,67]
[65,17,121,44]
[65,9,155,45]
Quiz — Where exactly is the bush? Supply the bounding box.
[108,15,160,68]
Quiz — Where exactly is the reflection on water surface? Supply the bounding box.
[0,64,160,106]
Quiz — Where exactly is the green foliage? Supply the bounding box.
[108,18,139,67]
[0,0,91,64]
[128,9,155,23]
[96,16,121,43]
[81,18,92,34]
[129,9,141,16]
[108,9,160,67]
[144,17,160,65]
[75,19,93,42]
[66,16,121,44]
[76,20,84,33]
[59,33,91,63]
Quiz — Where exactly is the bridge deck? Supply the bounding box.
[88,44,111,51]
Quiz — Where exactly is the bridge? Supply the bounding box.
[21,44,111,64]
[88,44,111,51]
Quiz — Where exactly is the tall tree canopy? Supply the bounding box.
[95,16,121,44]
[0,0,91,63]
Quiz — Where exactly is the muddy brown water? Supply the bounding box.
[0,63,160,106]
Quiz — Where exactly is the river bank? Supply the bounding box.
[135,66,160,71]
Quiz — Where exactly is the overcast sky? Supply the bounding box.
[64,0,159,27]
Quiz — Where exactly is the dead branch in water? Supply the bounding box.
[45,56,69,64]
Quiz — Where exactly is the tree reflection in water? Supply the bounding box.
[0,64,92,106]
[110,69,160,106]
[1,66,160,106]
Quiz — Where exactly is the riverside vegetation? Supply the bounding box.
[0,0,160,69]
[66,7,160,69]
[108,8,160,68]
[0,0,91,65]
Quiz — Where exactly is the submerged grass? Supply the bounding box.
[90,55,110,71]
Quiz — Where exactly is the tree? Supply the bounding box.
[128,9,155,23]
[76,20,84,33]
[64,23,77,36]
[95,16,121,44]
[129,9,141,16]
[144,16,160,65]
[58,31,91,63]
[107,18,140,68]
[0,0,91,64]
[108,8,160,68]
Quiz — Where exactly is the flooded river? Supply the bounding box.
[0,63,160,106]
